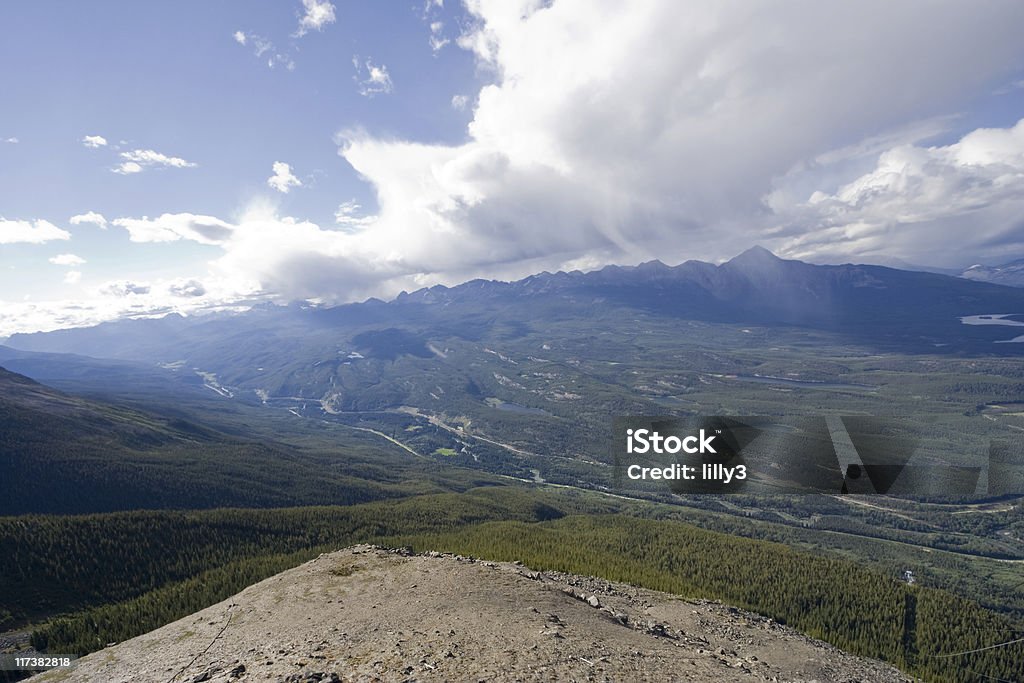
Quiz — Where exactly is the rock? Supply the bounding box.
[586,595,601,608]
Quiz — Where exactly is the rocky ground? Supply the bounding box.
[28,545,910,682]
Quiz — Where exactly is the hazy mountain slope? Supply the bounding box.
[0,366,425,515]
[961,256,1024,287]
[27,545,910,683]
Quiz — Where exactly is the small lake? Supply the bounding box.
[960,314,1024,327]
[485,398,552,416]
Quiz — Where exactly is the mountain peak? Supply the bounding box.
[727,245,784,266]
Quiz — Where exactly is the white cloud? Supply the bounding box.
[353,57,393,97]
[451,94,470,110]
[769,118,1024,266]
[167,279,207,297]
[113,149,196,174]
[429,21,449,53]
[69,211,108,229]
[101,280,151,297]
[3,137,17,144]
[112,213,234,245]
[319,0,1024,285]
[236,33,296,70]
[114,161,143,175]
[81,135,107,148]
[63,271,82,285]
[267,161,303,193]
[0,218,71,244]
[334,200,376,227]
[49,253,86,266]
[294,0,336,37]
[0,277,250,336]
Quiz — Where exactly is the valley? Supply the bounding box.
[3,250,1024,682]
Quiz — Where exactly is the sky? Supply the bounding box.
[2,0,1024,336]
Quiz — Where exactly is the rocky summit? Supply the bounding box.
[30,545,909,683]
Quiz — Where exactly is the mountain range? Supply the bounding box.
[8,247,1024,363]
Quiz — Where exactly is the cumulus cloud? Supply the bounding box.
[167,279,207,297]
[114,149,196,174]
[319,0,1024,284]
[112,213,234,245]
[353,57,393,96]
[769,118,1024,266]
[450,94,470,110]
[101,281,151,297]
[81,135,107,148]
[69,211,108,229]
[63,271,82,285]
[116,162,142,174]
[0,218,71,244]
[267,161,302,193]
[295,0,336,37]
[233,30,247,45]
[49,253,86,266]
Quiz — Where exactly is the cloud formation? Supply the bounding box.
[69,211,108,229]
[112,213,233,245]
[294,0,336,37]
[101,280,152,297]
[114,149,197,174]
[429,21,449,53]
[325,0,1024,283]
[168,279,207,297]
[49,253,86,266]
[267,161,302,193]
[334,200,375,228]
[353,57,393,96]
[81,135,107,148]
[234,32,295,70]
[0,218,71,244]
[770,118,1024,266]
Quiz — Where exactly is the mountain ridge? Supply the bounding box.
[6,249,1024,354]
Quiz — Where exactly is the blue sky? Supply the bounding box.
[2,1,1024,335]
[1,1,477,303]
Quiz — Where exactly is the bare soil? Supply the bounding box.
[29,545,910,682]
